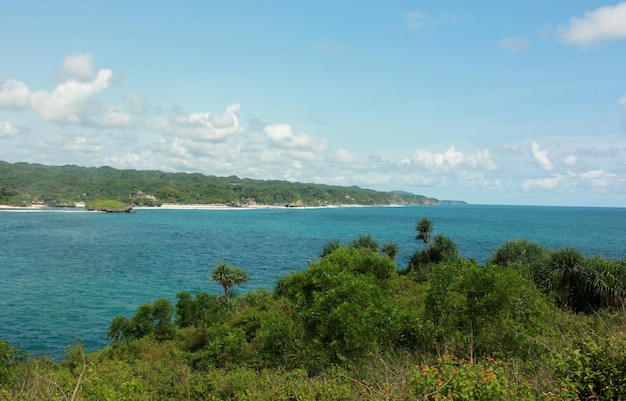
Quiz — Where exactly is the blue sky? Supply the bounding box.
[1,1,625,206]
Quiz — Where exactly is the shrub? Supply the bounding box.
[410,355,534,401]
[276,247,398,366]
[424,261,549,359]
[489,239,548,285]
[0,341,18,386]
[552,333,626,400]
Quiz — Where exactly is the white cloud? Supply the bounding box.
[531,141,554,171]
[1,55,128,127]
[522,175,562,190]
[39,131,106,159]
[264,123,329,151]
[579,169,617,189]
[58,53,96,82]
[412,146,497,171]
[0,121,19,137]
[330,149,363,169]
[157,104,242,142]
[101,106,133,128]
[414,147,463,169]
[30,69,113,123]
[563,154,577,167]
[498,36,528,53]
[620,94,626,108]
[560,2,626,47]
[0,78,30,109]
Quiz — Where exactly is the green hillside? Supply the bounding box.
[0,161,439,207]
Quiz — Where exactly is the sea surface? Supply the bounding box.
[1,204,625,357]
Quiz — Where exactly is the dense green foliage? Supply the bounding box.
[0,160,438,207]
[84,199,133,212]
[2,219,626,400]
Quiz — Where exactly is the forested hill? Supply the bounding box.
[0,161,439,207]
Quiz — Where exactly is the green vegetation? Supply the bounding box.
[210,262,250,297]
[0,161,438,207]
[2,219,626,400]
[85,199,133,212]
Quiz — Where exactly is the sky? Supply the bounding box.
[1,1,625,207]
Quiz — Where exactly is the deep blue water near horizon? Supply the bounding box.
[1,204,625,358]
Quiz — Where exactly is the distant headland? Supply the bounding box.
[0,161,455,209]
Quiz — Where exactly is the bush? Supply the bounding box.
[552,333,626,400]
[276,247,398,366]
[0,341,18,386]
[410,355,534,400]
[424,261,549,359]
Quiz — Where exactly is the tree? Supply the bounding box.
[175,291,199,328]
[349,234,379,252]
[405,218,458,276]
[415,217,433,247]
[210,262,249,297]
[381,241,398,260]
[151,298,175,340]
[319,239,341,258]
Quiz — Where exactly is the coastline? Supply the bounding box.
[139,203,369,210]
[0,204,46,210]
[151,203,284,210]
[1,203,412,211]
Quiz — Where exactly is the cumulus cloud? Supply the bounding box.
[151,104,242,142]
[579,169,618,189]
[31,69,113,123]
[498,36,528,53]
[563,154,577,167]
[1,55,126,127]
[264,123,329,151]
[560,2,626,47]
[101,106,133,128]
[0,121,19,137]
[531,141,554,171]
[411,146,497,171]
[522,175,562,190]
[57,53,96,82]
[39,131,106,159]
[327,149,367,171]
[0,78,30,109]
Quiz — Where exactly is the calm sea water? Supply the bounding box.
[1,205,625,357]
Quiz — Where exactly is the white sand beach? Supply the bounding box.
[0,204,46,209]
[144,203,287,210]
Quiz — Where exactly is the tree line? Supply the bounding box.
[0,161,438,207]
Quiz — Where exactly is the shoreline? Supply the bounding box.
[0,204,47,210]
[0,203,413,211]
[139,203,379,210]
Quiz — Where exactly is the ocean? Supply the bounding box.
[1,204,625,357]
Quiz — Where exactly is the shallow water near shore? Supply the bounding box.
[1,204,625,357]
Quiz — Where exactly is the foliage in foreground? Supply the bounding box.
[2,219,626,400]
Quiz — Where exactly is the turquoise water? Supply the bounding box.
[1,205,625,357]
